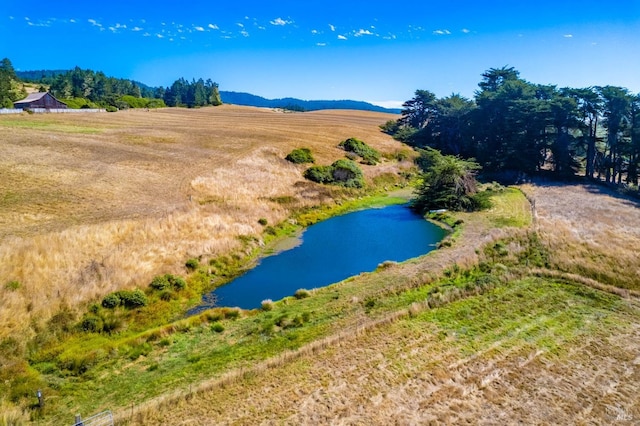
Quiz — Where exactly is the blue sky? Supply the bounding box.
[1,1,639,107]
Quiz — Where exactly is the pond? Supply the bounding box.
[193,204,446,311]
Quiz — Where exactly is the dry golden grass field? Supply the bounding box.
[2,106,640,425]
[0,106,402,340]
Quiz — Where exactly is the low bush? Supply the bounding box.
[304,159,364,188]
[294,289,311,299]
[285,148,315,164]
[210,323,225,333]
[119,289,148,308]
[185,258,199,271]
[261,299,275,311]
[304,165,334,184]
[79,315,104,333]
[330,159,364,188]
[150,274,186,291]
[102,289,147,309]
[338,137,380,165]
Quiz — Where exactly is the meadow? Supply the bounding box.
[0,106,403,341]
[1,106,639,424]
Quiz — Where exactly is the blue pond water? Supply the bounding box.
[200,204,446,310]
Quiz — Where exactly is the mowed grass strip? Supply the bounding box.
[124,277,640,425]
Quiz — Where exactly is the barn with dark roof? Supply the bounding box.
[13,92,67,109]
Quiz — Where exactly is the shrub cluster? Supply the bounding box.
[285,148,315,164]
[304,159,364,188]
[149,274,186,291]
[101,289,148,309]
[338,137,380,165]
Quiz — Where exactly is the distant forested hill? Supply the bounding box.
[220,91,401,113]
[14,64,400,113]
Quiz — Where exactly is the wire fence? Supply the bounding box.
[71,410,114,426]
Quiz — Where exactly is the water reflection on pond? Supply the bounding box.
[197,204,446,310]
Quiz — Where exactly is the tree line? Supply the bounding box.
[5,57,222,110]
[0,58,27,108]
[384,67,640,186]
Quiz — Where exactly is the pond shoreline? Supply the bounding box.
[193,194,446,311]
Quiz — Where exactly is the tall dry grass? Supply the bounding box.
[521,182,640,290]
[0,106,401,340]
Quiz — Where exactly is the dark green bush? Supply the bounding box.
[210,323,225,333]
[285,148,315,164]
[150,274,186,291]
[331,159,364,188]
[79,315,103,333]
[304,165,334,184]
[150,275,171,291]
[171,276,186,290]
[101,293,121,309]
[185,258,199,270]
[258,218,268,226]
[118,289,148,308]
[303,159,364,188]
[338,138,380,165]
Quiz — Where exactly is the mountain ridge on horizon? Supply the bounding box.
[219,90,402,113]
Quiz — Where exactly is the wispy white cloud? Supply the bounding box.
[461,28,470,33]
[368,100,404,109]
[156,33,164,38]
[143,32,151,37]
[132,26,143,31]
[88,18,102,28]
[563,34,573,38]
[237,23,244,28]
[433,29,451,35]
[208,23,218,29]
[270,17,293,26]
[108,23,126,33]
[311,29,319,35]
[338,34,347,40]
[69,18,76,23]
[240,29,249,37]
[27,21,51,27]
[354,29,374,37]
[9,16,14,20]
[317,42,326,46]
[329,24,336,31]
[194,26,205,31]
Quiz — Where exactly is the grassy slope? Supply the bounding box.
[138,279,640,425]
[2,107,640,424]
[0,106,404,340]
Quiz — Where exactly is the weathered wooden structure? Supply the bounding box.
[13,92,67,109]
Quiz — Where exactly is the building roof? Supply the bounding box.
[14,92,49,103]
